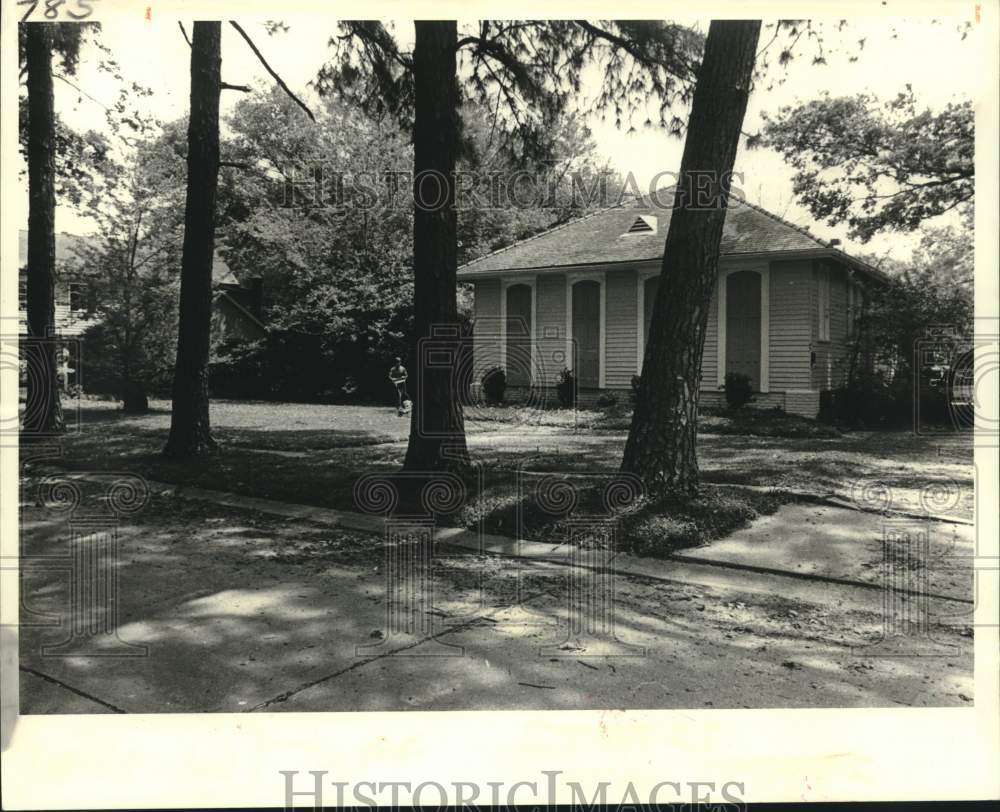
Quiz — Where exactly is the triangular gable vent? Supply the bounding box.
[625,215,656,235]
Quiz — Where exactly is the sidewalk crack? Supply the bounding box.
[19,666,128,714]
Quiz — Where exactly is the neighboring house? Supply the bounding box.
[17,229,266,389]
[211,267,267,345]
[16,230,99,340]
[458,194,888,418]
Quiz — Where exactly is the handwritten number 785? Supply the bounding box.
[18,0,97,22]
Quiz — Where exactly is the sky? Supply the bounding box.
[32,14,984,262]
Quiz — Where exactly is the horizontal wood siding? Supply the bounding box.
[472,278,501,377]
[829,265,851,387]
[768,259,812,391]
[785,390,821,417]
[473,258,849,398]
[701,283,719,390]
[606,268,637,387]
[637,265,717,391]
[17,286,97,337]
[830,267,851,387]
[535,273,565,386]
[811,261,852,390]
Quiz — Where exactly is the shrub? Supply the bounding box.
[556,367,576,408]
[595,391,618,408]
[209,332,410,404]
[723,372,754,410]
[481,366,506,405]
[78,322,175,408]
[630,374,642,406]
[820,371,949,429]
[209,337,270,399]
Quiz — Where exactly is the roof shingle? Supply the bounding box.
[458,193,836,276]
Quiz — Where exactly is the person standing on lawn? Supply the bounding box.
[389,356,409,416]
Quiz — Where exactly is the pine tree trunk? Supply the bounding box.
[23,23,64,437]
[164,21,221,457]
[620,20,761,495]
[402,21,471,473]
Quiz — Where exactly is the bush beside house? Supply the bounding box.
[723,372,754,411]
[480,366,507,405]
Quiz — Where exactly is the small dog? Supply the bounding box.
[400,399,412,415]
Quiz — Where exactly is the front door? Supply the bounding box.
[725,270,761,389]
[505,283,532,386]
[572,280,600,388]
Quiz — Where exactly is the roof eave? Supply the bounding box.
[828,248,892,286]
[458,247,887,281]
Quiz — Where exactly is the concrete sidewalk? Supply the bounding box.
[17,480,974,714]
[159,480,977,606]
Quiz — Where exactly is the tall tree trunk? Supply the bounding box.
[402,21,470,473]
[620,20,761,495]
[164,21,222,457]
[23,23,64,437]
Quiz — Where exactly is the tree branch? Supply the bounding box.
[574,20,697,81]
[228,21,316,122]
[755,22,782,59]
[178,21,192,48]
[54,72,110,110]
[221,82,252,92]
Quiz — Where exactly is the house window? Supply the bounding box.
[817,268,831,341]
[18,277,27,310]
[69,282,87,314]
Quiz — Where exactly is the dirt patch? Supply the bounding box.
[700,408,843,439]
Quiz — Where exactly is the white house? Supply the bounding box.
[458,194,888,417]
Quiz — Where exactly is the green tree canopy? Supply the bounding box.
[208,87,619,400]
[760,88,973,242]
[70,127,188,409]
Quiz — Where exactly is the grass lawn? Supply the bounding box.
[468,401,845,439]
[19,399,976,715]
[32,398,975,549]
[69,398,415,450]
[699,407,842,438]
